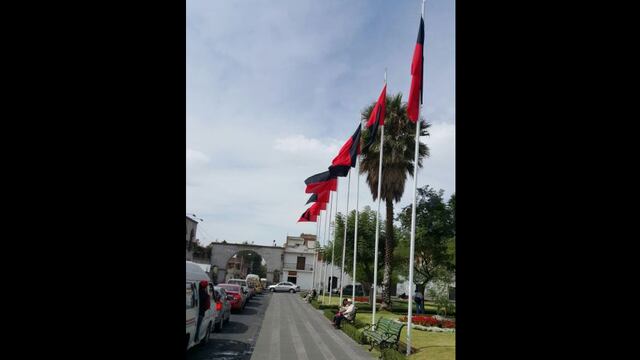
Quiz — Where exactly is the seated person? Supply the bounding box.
[332,298,356,329]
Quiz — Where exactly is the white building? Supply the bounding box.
[281,234,317,290]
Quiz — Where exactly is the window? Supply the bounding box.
[296,256,305,270]
[186,282,197,309]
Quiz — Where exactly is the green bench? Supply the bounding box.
[362,317,405,354]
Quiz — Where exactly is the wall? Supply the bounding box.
[210,242,284,284]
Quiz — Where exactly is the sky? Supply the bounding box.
[187,0,455,247]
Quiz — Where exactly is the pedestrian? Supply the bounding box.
[414,288,424,315]
[333,298,355,329]
[194,280,210,342]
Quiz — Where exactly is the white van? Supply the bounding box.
[186,261,216,351]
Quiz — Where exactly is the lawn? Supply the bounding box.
[355,311,455,360]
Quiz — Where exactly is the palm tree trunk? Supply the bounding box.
[380,198,394,310]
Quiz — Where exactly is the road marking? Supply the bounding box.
[290,295,369,360]
[268,294,281,360]
[284,295,310,360]
[287,295,336,360]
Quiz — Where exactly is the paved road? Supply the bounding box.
[186,293,272,360]
[251,292,374,360]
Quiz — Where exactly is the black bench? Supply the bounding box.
[362,317,405,354]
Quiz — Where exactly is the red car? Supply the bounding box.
[218,284,246,311]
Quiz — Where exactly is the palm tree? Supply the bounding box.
[360,92,429,310]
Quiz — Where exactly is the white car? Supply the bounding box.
[268,281,300,293]
[186,261,215,351]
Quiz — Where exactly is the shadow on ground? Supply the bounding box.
[220,321,249,334]
[187,339,252,360]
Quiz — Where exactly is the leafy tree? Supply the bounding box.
[397,186,455,292]
[360,93,430,309]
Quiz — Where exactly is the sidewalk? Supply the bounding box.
[251,293,374,360]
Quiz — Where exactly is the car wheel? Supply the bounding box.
[270,288,275,292]
[225,311,230,323]
[289,289,295,293]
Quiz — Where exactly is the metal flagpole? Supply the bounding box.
[407,1,425,354]
[371,70,387,327]
[339,171,351,305]
[352,125,361,304]
[312,214,320,290]
[319,210,325,298]
[329,181,339,305]
[323,192,333,303]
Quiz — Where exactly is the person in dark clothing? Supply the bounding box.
[194,280,210,342]
[414,288,425,314]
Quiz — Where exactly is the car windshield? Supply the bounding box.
[219,284,241,292]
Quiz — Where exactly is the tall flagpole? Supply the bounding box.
[339,171,351,305]
[312,214,320,290]
[352,126,361,304]
[323,191,333,303]
[407,1,425,355]
[329,181,339,305]
[371,69,387,327]
[320,208,327,301]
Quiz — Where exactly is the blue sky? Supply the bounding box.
[187,0,455,246]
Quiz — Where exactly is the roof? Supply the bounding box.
[186,261,210,282]
[186,215,198,224]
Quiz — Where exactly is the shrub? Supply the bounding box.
[398,315,455,329]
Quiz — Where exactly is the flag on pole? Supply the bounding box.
[362,84,387,152]
[305,170,338,193]
[407,16,424,123]
[297,208,317,222]
[306,190,330,205]
[305,178,337,194]
[309,201,327,216]
[328,125,361,177]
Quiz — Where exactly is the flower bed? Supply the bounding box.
[398,315,455,329]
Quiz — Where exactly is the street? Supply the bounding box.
[187,292,374,360]
[186,292,272,360]
[251,292,374,360]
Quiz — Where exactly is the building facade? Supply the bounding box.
[281,234,317,290]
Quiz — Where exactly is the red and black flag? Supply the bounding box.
[362,84,387,152]
[306,189,330,205]
[304,170,337,194]
[309,201,326,216]
[407,16,424,122]
[306,178,337,194]
[328,125,361,177]
[304,171,336,192]
[297,207,318,222]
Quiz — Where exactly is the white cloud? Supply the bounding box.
[186,148,209,164]
[187,0,455,246]
[274,134,340,156]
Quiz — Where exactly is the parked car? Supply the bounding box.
[228,279,253,299]
[218,283,246,311]
[338,284,366,296]
[268,281,300,293]
[212,286,232,332]
[186,261,215,351]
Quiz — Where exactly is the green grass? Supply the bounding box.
[355,311,455,360]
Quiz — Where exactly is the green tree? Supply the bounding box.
[360,93,429,310]
[397,186,455,292]
[331,206,383,293]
